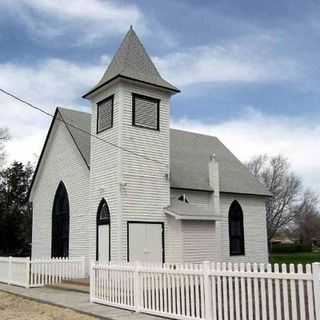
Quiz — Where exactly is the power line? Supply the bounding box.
[0,88,168,167]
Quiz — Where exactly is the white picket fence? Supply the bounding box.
[30,257,86,287]
[0,257,30,287]
[90,261,320,320]
[0,256,86,288]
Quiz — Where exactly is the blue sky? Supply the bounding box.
[0,0,320,192]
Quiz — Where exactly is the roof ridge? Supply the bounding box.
[119,28,132,75]
[58,107,91,115]
[171,128,218,139]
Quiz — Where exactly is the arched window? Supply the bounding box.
[228,200,245,256]
[96,198,111,261]
[52,181,69,258]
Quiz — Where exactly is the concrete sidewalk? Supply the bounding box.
[0,283,163,320]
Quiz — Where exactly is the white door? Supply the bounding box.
[128,223,163,263]
[98,224,109,262]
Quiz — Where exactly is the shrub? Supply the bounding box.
[271,243,312,254]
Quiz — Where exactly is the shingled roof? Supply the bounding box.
[83,27,179,98]
[57,108,271,197]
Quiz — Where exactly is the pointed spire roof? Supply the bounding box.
[83,27,179,98]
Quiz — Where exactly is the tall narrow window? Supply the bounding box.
[229,200,245,256]
[132,93,160,130]
[97,95,114,133]
[52,181,69,258]
[96,198,111,261]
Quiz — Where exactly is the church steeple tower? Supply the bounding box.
[86,27,178,262]
[83,27,179,99]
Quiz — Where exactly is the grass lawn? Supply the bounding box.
[0,291,98,320]
[271,252,320,266]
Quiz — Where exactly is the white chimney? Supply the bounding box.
[209,153,222,261]
[208,153,220,215]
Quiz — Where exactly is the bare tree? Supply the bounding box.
[247,155,301,243]
[292,190,320,249]
[0,128,9,167]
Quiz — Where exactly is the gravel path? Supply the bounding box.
[0,291,98,320]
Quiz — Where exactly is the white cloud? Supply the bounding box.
[2,0,145,43]
[5,131,45,166]
[173,108,320,193]
[154,36,301,87]
[0,42,315,195]
[0,57,106,164]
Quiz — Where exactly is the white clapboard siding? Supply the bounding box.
[220,194,269,264]
[88,84,122,262]
[182,221,218,263]
[170,189,211,208]
[120,83,171,261]
[169,190,269,264]
[30,118,89,260]
[91,261,319,320]
[88,81,171,262]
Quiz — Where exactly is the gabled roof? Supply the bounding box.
[28,107,91,199]
[170,129,272,196]
[42,108,270,197]
[165,200,222,221]
[58,107,91,167]
[83,27,179,98]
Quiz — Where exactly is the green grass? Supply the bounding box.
[271,252,320,266]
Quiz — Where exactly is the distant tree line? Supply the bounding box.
[0,129,33,256]
[247,155,320,252]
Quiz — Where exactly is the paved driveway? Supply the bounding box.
[0,283,163,320]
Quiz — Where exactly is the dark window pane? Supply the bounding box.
[97,96,113,132]
[230,221,242,236]
[98,199,110,224]
[229,201,245,256]
[52,182,69,258]
[133,94,159,130]
[231,238,241,253]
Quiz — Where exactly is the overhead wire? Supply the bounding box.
[0,88,168,167]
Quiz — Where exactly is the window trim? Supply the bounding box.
[132,93,160,131]
[96,95,114,134]
[228,200,245,256]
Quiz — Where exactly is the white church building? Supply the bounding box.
[29,28,271,265]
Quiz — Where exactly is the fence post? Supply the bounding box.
[203,261,213,320]
[25,257,30,288]
[313,263,320,320]
[82,256,86,278]
[134,261,142,312]
[90,262,95,303]
[8,256,12,285]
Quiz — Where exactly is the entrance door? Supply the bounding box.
[96,199,110,261]
[98,225,110,262]
[128,222,164,263]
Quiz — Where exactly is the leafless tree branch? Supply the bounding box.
[247,154,302,242]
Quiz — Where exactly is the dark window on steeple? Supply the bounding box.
[97,95,114,133]
[132,93,160,130]
[229,200,245,256]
